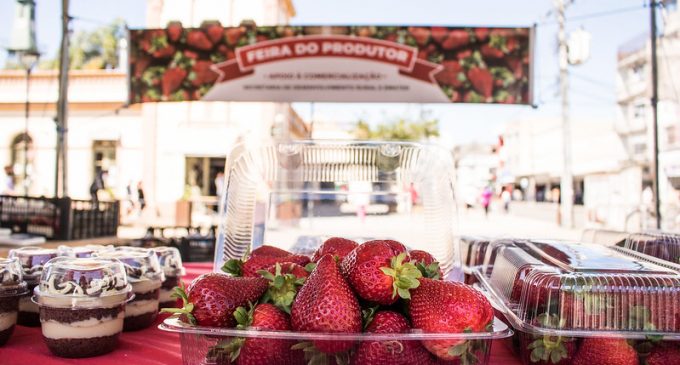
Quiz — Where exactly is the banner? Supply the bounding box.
[129,24,533,104]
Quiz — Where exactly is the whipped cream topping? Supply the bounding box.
[155,248,184,277]
[43,270,127,297]
[0,269,20,285]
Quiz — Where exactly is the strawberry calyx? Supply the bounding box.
[305,262,317,272]
[361,306,379,330]
[206,304,254,363]
[291,342,350,365]
[222,258,244,276]
[415,261,441,280]
[257,263,306,314]
[527,313,572,364]
[160,282,197,325]
[379,252,422,300]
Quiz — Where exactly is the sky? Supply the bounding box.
[0,0,656,147]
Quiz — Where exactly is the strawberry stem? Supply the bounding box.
[257,263,306,314]
[222,259,244,276]
[415,261,441,280]
[379,252,422,300]
[160,282,197,325]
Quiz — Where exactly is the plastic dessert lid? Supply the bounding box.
[475,239,680,339]
[153,246,186,277]
[34,257,132,308]
[93,247,164,282]
[8,247,59,284]
[0,257,28,297]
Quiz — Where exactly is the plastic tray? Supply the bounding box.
[622,231,680,266]
[160,316,512,365]
[214,140,460,275]
[474,239,680,364]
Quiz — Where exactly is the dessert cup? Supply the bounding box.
[9,247,58,326]
[0,257,28,346]
[153,247,185,309]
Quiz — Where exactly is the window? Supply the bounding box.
[667,125,680,147]
[631,63,645,82]
[185,156,226,196]
[92,140,117,176]
[633,142,647,155]
[633,103,646,120]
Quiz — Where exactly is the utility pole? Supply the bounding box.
[557,0,574,228]
[55,0,70,197]
[650,0,661,229]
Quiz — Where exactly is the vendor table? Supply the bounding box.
[0,262,521,365]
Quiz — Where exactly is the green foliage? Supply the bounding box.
[353,117,440,142]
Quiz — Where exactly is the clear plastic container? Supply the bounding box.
[33,257,132,358]
[622,231,680,266]
[57,244,115,258]
[8,247,59,326]
[152,246,185,308]
[474,239,680,365]
[461,236,492,284]
[161,316,511,365]
[93,247,164,331]
[0,257,27,346]
[214,140,460,275]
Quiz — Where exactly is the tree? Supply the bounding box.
[353,118,440,142]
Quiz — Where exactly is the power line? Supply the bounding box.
[571,72,615,91]
[537,4,647,26]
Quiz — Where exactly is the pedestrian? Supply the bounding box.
[481,186,492,217]
[137,181,146,211]
[89,170,107,205]
[501,187,511,213]
[2,165,15,195]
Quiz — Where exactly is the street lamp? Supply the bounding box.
[17,50,40,196]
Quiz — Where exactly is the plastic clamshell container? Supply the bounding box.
[475,239,680,365]
[161,316,512,365]
[214,140,460,275]
[623,231,680,266]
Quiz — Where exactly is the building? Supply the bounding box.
[616,3,680,230]
[500,117,642,230]
[452,143,497,208]
[0,0,308,225]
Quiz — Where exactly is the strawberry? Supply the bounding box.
[572,338,639,365]
[161,67,187,97]
[252,245,293,258]
[186,30,214,51]
[506,56,524,78]
[341,240,421,305]
[291,255,361,354]
[134,55,151,78]
[166,21,183,43]
[211,303,297,365]
[351,311,433,365]
[441,29,470,50]
[183,50,199,60]
[431,27,448,44]
[480,44,504,59]
[463,91,484,103]
[467,67,493,99]
[258,263,307,314]
[203,21,224,45]
[190,60,218,87]
[435,60,464,88]
[410,250,443,280]
[161,274,267,327]
[646,345,680,365]
[409,279,494,361]
[225,27,246,46]
[382,240,408,254]
[223,253,310,277]
[312,237,359,262]
[475,28,490,42]
[456,49,473,61]
[520,314,577,365]
[408,27,431,46]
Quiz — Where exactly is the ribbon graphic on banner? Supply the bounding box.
[211,35,442,86]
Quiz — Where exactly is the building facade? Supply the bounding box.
[0,0,307,225]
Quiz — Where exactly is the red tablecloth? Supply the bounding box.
[0,263,521,365]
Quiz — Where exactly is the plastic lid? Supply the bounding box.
[475,239,680,337]
[152,246,185,277]
[0,257,28,297]
[34,257,131,308]
[93,247,164,282]
[623,232,680,266]
[8,247,59,283]
[57,244,115,258]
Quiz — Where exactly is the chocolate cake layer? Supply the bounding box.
[18,311,40,327]
[161,276,180,289]
[0,296,19,312]
[132,288,160,301]
[0,325,15,346]
[159,300,178,309]
[123,311,156,332]
[40,305,124,323]
[43,334,119,358]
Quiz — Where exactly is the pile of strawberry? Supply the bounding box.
[163,237,495,365]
